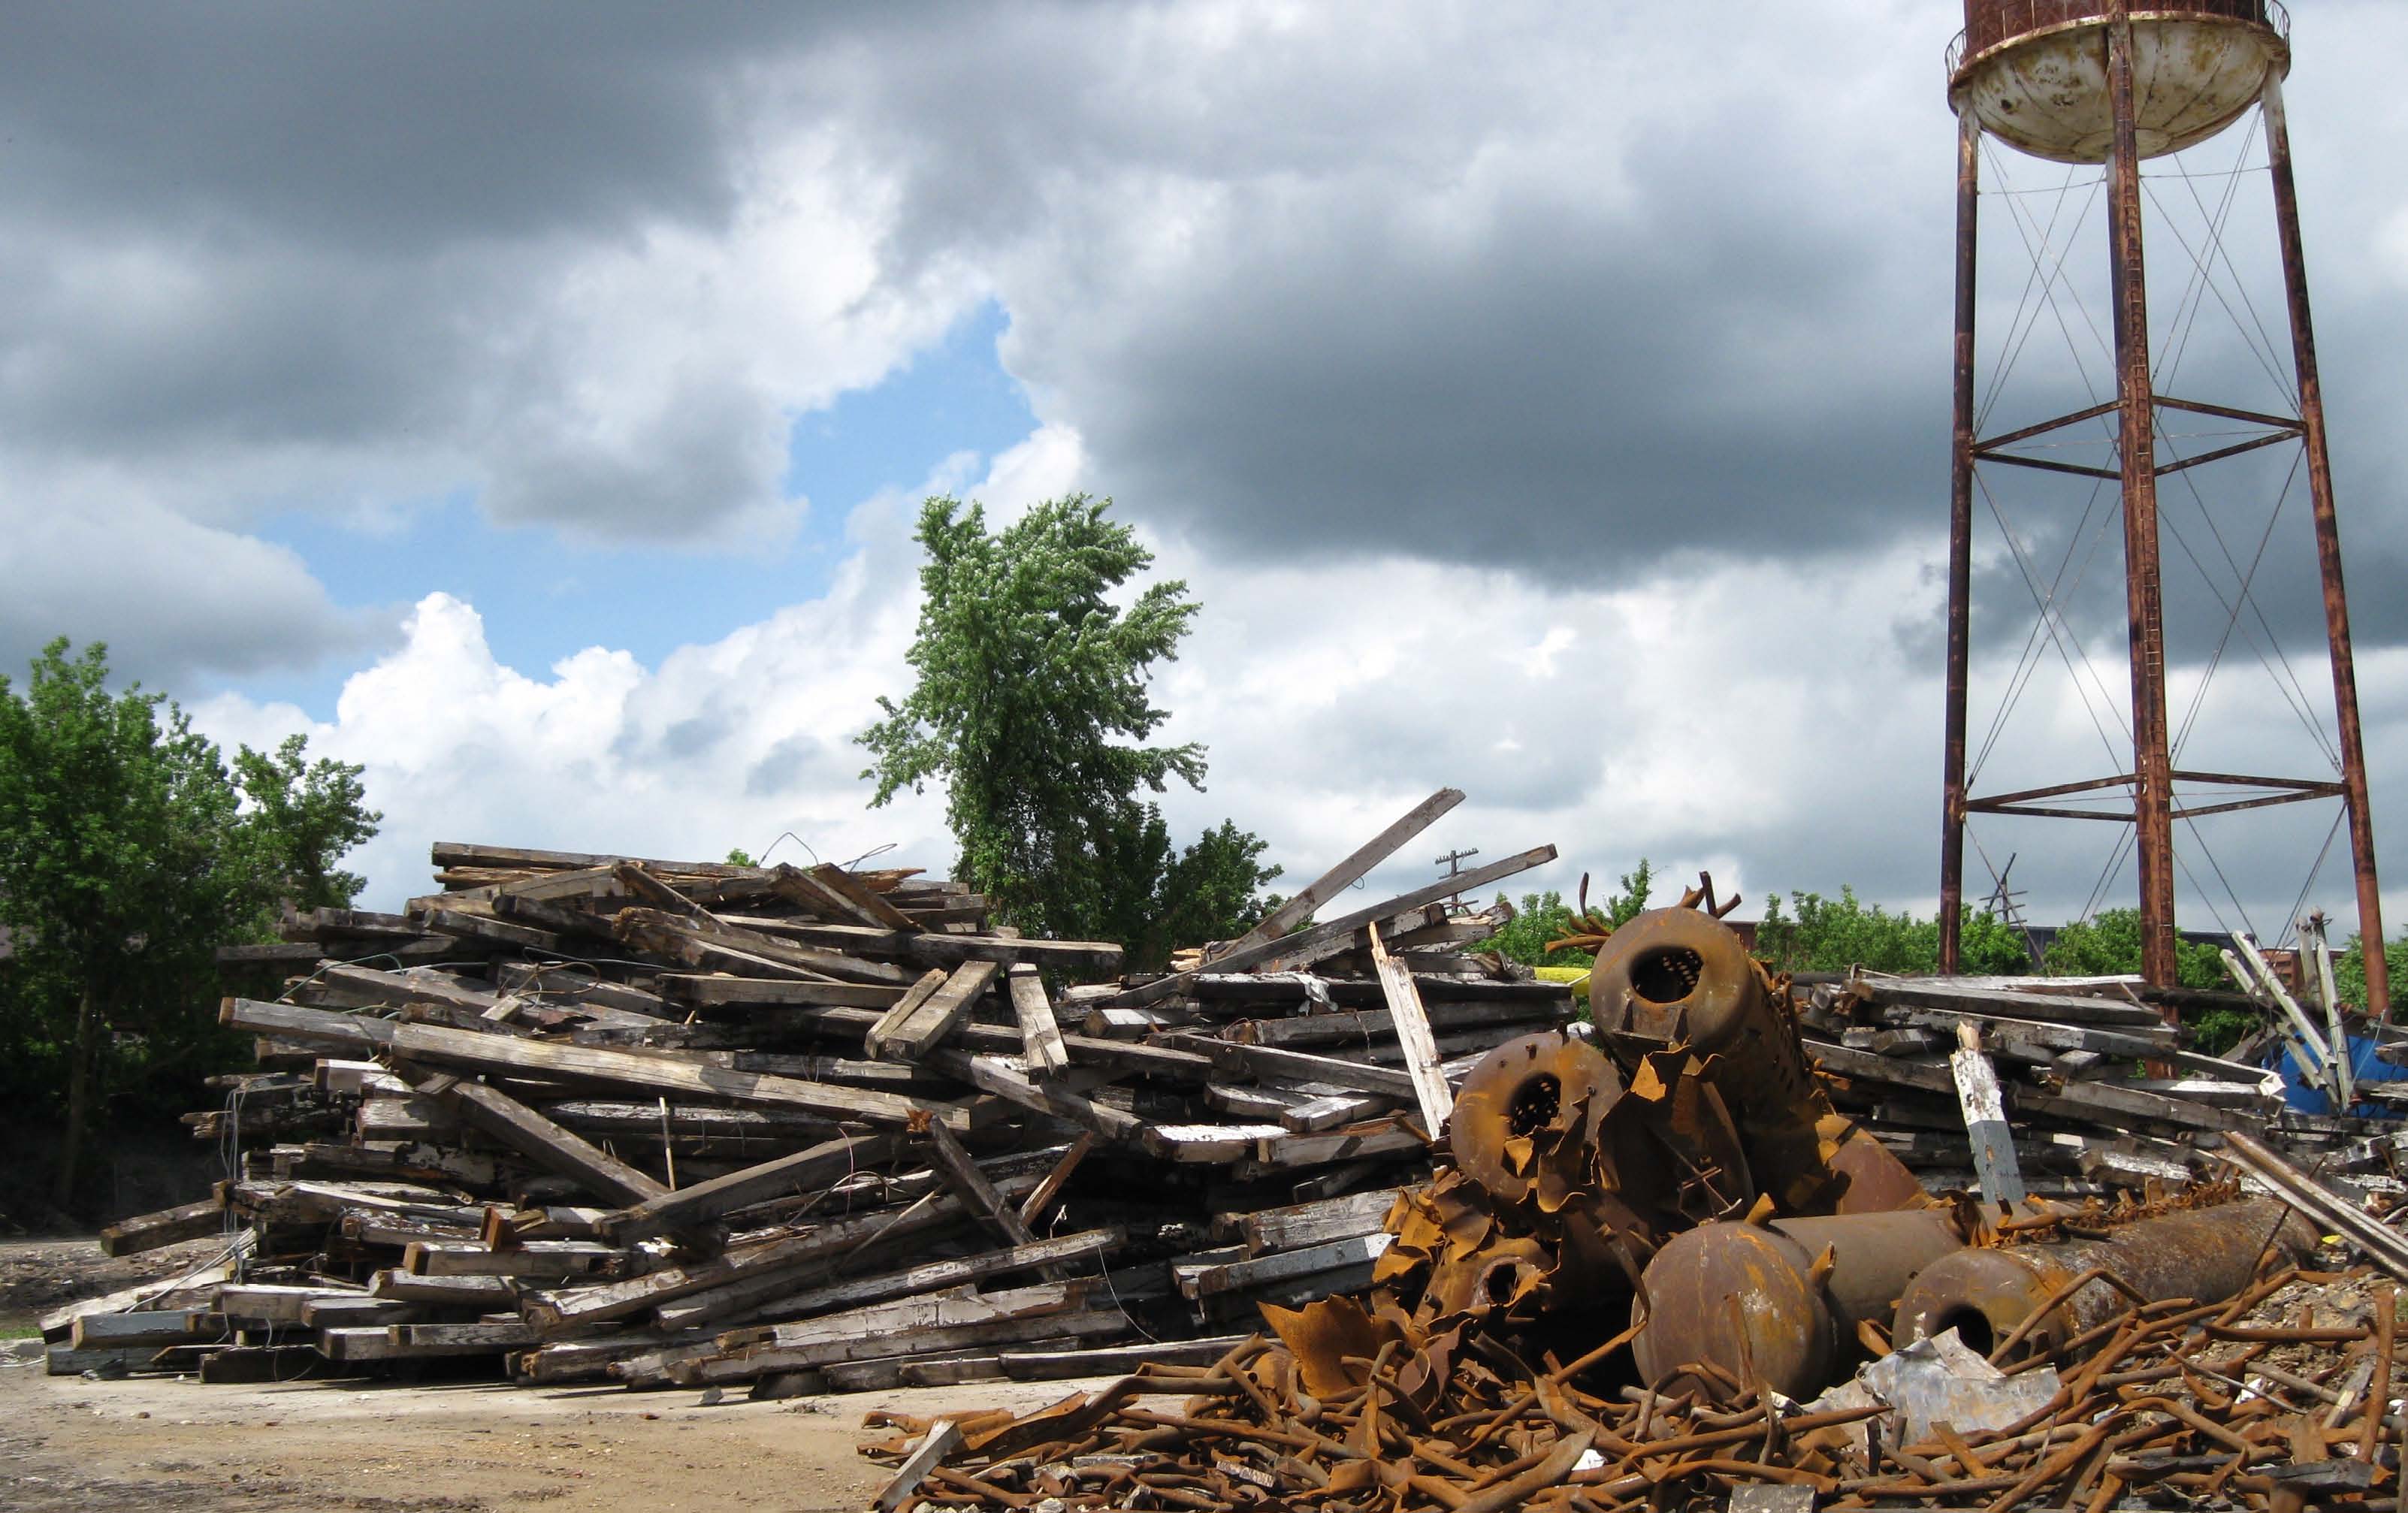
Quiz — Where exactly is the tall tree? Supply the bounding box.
[860,494,1276,955]
[0,639,378,1206]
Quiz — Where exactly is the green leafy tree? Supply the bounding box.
[2042,909,2228,989]
[1481,860,1657,968]
[232,733,381,912]
[1752,887,2030,977]
[0,639,378,1209]
[860,495,1276,959]
[2336,929,2408,1014]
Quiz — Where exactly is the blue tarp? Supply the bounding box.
[2264,1029,2408,1118]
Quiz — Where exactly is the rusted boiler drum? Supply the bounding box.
[1630,1210,1970,1400]
[1893,1199,2318,1356]
[1949,1,2289,164]
[1590,907,1918,1215]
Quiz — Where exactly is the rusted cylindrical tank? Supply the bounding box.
[1630,1209,1968,1399]
[1948,2,2290,164]
[1893,1199,2317,1356]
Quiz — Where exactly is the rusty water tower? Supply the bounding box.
[1934,0,2388,1013]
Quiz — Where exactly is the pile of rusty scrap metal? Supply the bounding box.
[869,904,2408,1512]
[44,790,1597,1388]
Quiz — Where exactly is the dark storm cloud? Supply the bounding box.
[0,4,813,252]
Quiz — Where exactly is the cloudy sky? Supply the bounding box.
[6,1,2405,949]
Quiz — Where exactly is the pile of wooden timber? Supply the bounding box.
[50,798,1584,1392]
[1801,971,2403,1200]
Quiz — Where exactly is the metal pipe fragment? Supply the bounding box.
[1893,1200,2317,1358]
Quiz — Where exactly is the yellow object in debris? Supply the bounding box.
[1534,965,1591,999]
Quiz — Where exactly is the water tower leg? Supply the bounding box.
[2263,71,2390,1021]
[2104,0,2180,992]
[1940,108,1980,977]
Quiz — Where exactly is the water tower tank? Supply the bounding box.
[1947,1,2289,163]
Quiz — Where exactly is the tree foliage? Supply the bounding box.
[859,495,1277,962]
[0,639,379,1209]
[2043,909,2228,989]
[2336,929,2408,1013]
[1482,860,1658,968]
[1752,887,2032,977]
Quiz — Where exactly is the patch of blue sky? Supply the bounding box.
[234,301,1033,719]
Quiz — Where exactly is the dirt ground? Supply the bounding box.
[0,1345,1111,1513]
[0,1238,1104,1513]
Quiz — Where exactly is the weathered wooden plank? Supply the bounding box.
[947,1052,1147,1143]
[418,1073,669,1209]
[866,959,1001,1062]
[730,1228,1122,1330]
[1217,787,1466,956]
[1183,1233,1394,1298]
[1008,964,1070,1079]
[1234,997,1567,1048]
[384,1020,940,1129]
[615,907,916,986]
[923,1117,1044,1253]
[1017,1132,1094,1229]
[658,974,907,1010]
[1854,977,2168,1027]
[1948,1023,2026,1205]
[1369,921,1455,1134]
[1246,904,1449,976]
[401,1240,619,1278]
[1162,1035,1418,1100]
[1245,1119,1425,1170]
[220,996,395,1053]
[98,1197,225,1258]
[1108,843,1557,1008]
[1234,1187,1406,1255]
[650,1176,1046,1333]
[600,1131,905,1243]
[1277,1092,1394,1133]
[875,1420,965,1513]
[998,1335,1252,1381]
[69,1309,226,1350]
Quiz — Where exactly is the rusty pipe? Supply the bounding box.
[1630,1209,1970,1399]
[1893,1200,2318,1358]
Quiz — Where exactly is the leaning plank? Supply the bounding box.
[1008,964,1071,1080]
[923,1117,1045,1253]
[1369,921,1455,1134]
[98,1197,225,1258]
[417,1073,668,1209]
[383,1020,940,1129]
[1948,1023,2026,1206]
[1217,787,1466,956]
[946,1052,1147,1144]
[1246,904,1449,976]
[1109,843,1557,1007]
[866,959,1002,1062]
[600,1131,905,1243]
[651,1176,1047,1333]
[521,1231,841,1333]
[877,1421,966,1513]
